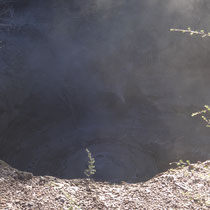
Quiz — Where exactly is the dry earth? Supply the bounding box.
[0,160,210,209]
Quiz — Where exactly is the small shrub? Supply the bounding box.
[170,27,210,38]
[192,105,210,127]
[170,159,191,167]
[84,148,96,178]
[170,28,210,127]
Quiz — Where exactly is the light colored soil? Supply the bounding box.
[0,160,209,209]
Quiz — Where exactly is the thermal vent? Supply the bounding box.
[0,0,209,183]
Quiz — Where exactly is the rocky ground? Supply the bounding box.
[0,160,209,209]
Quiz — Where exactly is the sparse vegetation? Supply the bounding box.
[170,159,191,167]
[1,158,209,209]
[170,29,210,125]
[192,105,210,127]
[170,27,210,38]
[84,148,96,178]
[170,27,210,173]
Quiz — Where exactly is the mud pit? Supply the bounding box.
[0,0,209,183]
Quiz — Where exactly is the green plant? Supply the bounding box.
[84,148,96,178]
[170,28,210,127]
[170,159,191,167]
[191,105,210,127]
[170,27,210,38]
